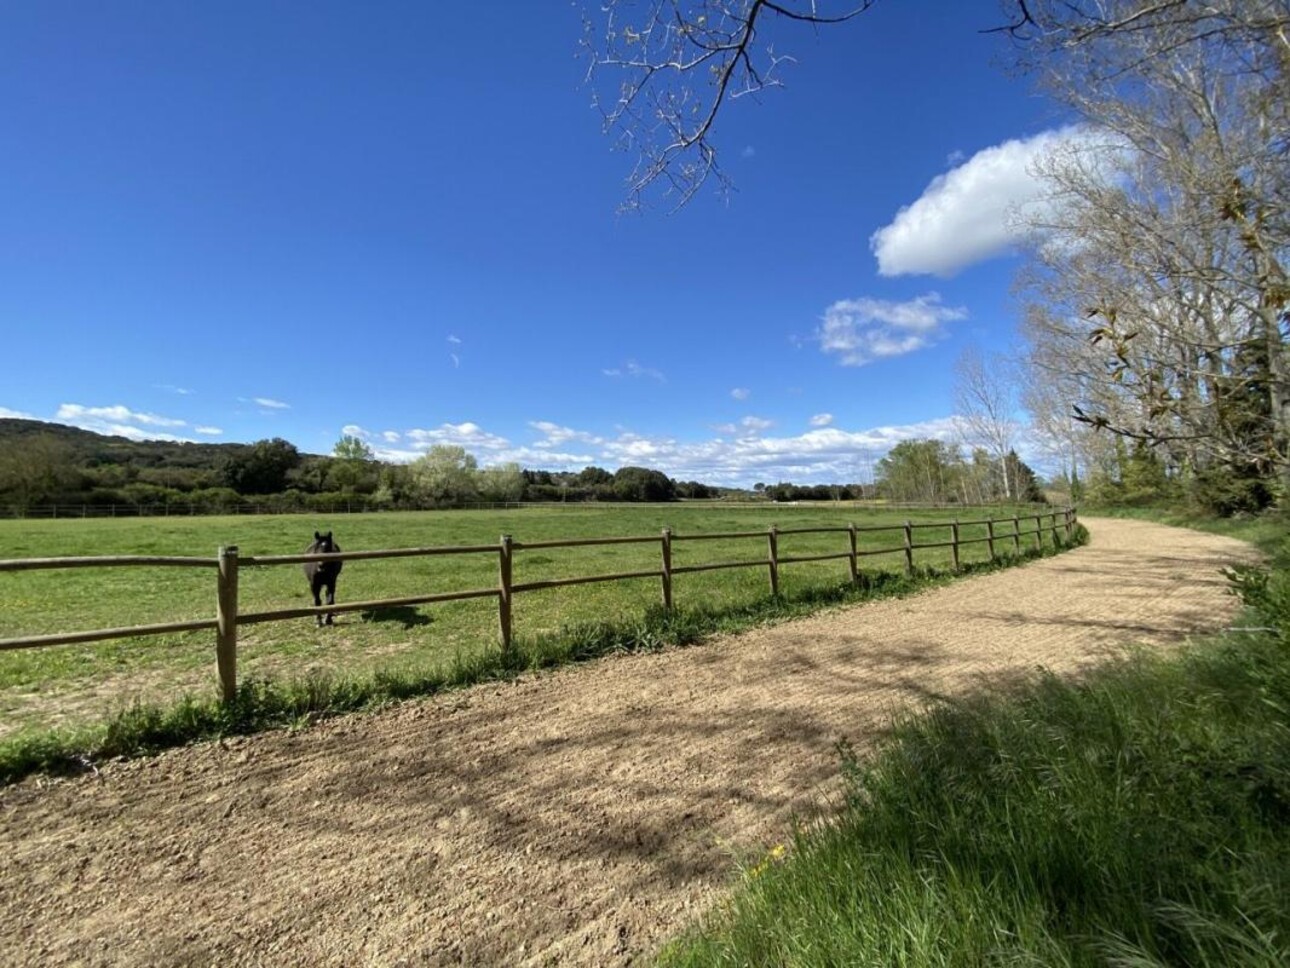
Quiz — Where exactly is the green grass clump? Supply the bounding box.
[658,529,1290,967]
[0,525,1084,785]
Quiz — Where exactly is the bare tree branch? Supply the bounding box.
[584,1,875,212]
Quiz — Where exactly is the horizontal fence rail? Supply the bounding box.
[0,507,1078,701]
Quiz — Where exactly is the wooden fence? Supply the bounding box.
[0,508,1078,701]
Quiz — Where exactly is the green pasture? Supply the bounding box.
[0,504,1062,738]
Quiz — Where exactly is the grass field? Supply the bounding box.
[0,504,1061,739]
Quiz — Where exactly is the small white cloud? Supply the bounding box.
[154,384,194,395]
[817,293,968,366]
[450,353,460,368]
[405,421,511,452]
[447,334,462,344]
[194,426,223,436]
[529,420,605,447]
[603,360,666,382]
[730,388,751,401]
[56,403,186,428]
[809,413,834,428]
[341,424,370,439]
[714,416,774,436]
[0,407,35,419]
[741,145,756,159]
[382,430,401,443]
[870,125,1090,277]
[945,149,965,167]
[253,397,290,410]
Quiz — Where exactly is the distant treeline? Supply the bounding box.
[0,419,797,512]
[0,418,1046,515]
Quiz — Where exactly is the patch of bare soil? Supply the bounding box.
[0,519,1259,966]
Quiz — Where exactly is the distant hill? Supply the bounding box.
[0,418,252,469]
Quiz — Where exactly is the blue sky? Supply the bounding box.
[1,1,1075,485]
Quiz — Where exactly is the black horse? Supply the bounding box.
[303,531,343,626]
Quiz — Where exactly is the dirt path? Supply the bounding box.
[0,518,1259,966]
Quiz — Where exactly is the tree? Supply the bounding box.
[477,462,525,503]
[876,440,962,504]
[0,434,79,509]
[333,434,374,462]
[586,0,875,209]
[408,445,479,506]
[577,465,614,486]
[611,465,677,502]
[218,438,301,495]
[1014,0,1290,500]
[954,347,1020,500]
[330,434,375,494]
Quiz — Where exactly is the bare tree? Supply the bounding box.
[584,0,874,210]
[1013,0,1290,496]
[954,346,1020,499]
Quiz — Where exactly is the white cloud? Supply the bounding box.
[870,126,1088,277]
[382,430,401,443]
[405,421,512,452]
[741,145,756,159]
[809,413,834,427]
[56,403,186,428]
[450,353,460,368]
[253,397,290,410]
[194,426,223,436]
[730,387,751,401]
[603,360,666,382]
[447,334,462,344]
[529,420,605,448]
[713,416,775,436]
[154,384,193,395]
[817,293,968,366]
[0,407,34,419]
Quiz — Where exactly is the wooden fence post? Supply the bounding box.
[660,527,673,610]
[216,545,239,702]
[1050,512,1060,545]
[986,518,996,560]
[498,535,513,655]
[1034,513,1043,551]
[903,520,914,576]
[767,525,780,596]
[1012,513,1021,554]
[1065,507,1074,540]
[847,523,859,584]
[950,519,960,572]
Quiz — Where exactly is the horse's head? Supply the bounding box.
[313,530,336,554]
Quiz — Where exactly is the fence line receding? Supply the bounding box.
[0,507,1078,700]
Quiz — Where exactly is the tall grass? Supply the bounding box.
[659,524,1290,967]
[0,526,1084,785]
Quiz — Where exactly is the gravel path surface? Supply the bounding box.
[0,517,1259,966]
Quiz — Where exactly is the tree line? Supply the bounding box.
[0,418,1054,513]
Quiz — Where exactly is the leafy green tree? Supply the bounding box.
[333,434,374,462]
[611,466,677,502]
[876,440,962,504]
[328,434,376,494]
[218,438,301,495]
[578,466,614,486]
[478,462,525,503]
[408,445,479,506]
[0,434,80,508]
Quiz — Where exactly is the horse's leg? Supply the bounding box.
[325,578,336,625]
[312,578,325,627]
